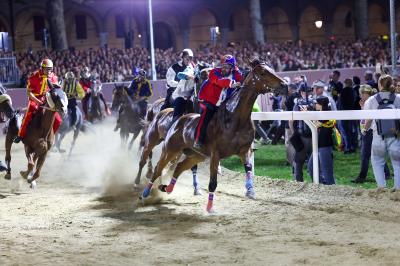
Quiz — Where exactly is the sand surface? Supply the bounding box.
[1,120,400,266]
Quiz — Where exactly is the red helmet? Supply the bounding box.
[41,58,53,69]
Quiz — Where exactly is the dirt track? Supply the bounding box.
[1,120,400,266]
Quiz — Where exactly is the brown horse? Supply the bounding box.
[141,59,286,212]
[0,94,20,180]
[135,68,212,190]
[20,88,68,188]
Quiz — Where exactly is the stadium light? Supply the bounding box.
[148,0,157,80]
[314,20,323,29]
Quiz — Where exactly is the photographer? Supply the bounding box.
[289,83,313,182]
[307,96,336,185]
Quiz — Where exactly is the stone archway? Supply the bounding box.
[153,22,174,49]
[299,6,325,42]
[228,8,252,43]
[332,4,355,39]
[264,7,292,42]
[189,8,217,48]
[368,3,389,37]
[15,8,48,52]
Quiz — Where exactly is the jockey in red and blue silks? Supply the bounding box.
[194,55,243,149]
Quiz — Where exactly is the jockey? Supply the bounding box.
[194,55,243,149]
[14,58,62,143]
[80,67,110,119]
[114,68,152,131]
[170,51,196,124]
[62,71,85,128]
[160,48,194,110]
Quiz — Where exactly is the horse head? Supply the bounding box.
[245,58,287,95]
[46,88,68,116]
[111,83,127,111]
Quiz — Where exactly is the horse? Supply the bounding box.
[0,94,21,180]
[54,105,87,155]
[134,66,211,195]
[140,59,286,213]
[20,88,68,188]
[111,84,145,149]
[87,82,105,123]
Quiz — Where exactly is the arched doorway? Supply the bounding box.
[332,5,355,39]
[264,7,291,42]
[228,8,252,43]
[299,6,324,42]
[153,22,174,49]
[369,4,389,37]
[189,8,217,48]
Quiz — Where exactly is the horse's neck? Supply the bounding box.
[218,86,258,129]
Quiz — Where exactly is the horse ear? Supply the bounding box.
[249,57,261,68]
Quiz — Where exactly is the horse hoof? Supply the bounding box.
[245,188,256,200]
[30,180,37,189]
[141,187,152,199]
[158,184,167,193]
[4,173,11,180]
[194,189,202,196]
[20,171,29,179]
[206,207,216,214]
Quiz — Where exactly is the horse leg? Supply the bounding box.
[240,149,256,199]
[141,148,180,199]
[57,133,67,153]
[20,150,34,180]
[4,135,12,180]
[191,164,202,195]
[206,152,220,213]
[159,155,204,194]
[134,141,158,186]
[128,131,139,150]
[29,152,48,188]
[146,151,153,179]
[68,128,79,156]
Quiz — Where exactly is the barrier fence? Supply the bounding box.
[251,109,400,184]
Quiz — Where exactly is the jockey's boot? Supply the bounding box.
[193,142,203,150]
[13,136,22,143]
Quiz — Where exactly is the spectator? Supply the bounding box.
[307,96,335,185]
[363,75,400,189]
[312,80,336,110]
[328,70,343,104]
[340,78,357,154]
[283,84,300,165]
[351,85,391,183]
[365,70,378,89]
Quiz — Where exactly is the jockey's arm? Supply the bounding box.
[137,81,153,101]
[27,89,43,105]
[209,70,233,89]
[76,82,85,100]
[166,67,179,88]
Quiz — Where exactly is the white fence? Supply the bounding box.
[251,110,400,184]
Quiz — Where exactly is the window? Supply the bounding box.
[75,15,87,39]
[33,16,45,41]
[115,15,125,38]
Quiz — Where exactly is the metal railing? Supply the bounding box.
[0,57,18,85]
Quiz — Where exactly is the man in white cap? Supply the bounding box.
[313,80,337,111]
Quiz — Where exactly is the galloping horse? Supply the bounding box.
[0,94,21,180]
[20,88,68,188]
[135,68,212,193]
[87,82,105,123]
[111,84,145,149]
[141,59,286,212]
[54,105,86,155]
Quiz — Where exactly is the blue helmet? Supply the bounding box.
[221,54,236,67]
[133,67,146,77]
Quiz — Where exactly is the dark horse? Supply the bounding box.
[141,59,286,212]
[111,84,145,149]
[0,94,21,180]
[20,88,68,188]
[87,82,106,123]
[54,105,87,155]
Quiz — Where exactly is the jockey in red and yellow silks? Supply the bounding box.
[14,59,62,143]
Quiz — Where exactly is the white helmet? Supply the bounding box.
[181,48,194,58]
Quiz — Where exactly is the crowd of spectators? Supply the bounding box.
[11,38,393,86]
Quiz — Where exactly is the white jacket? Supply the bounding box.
[172,63,196,100]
